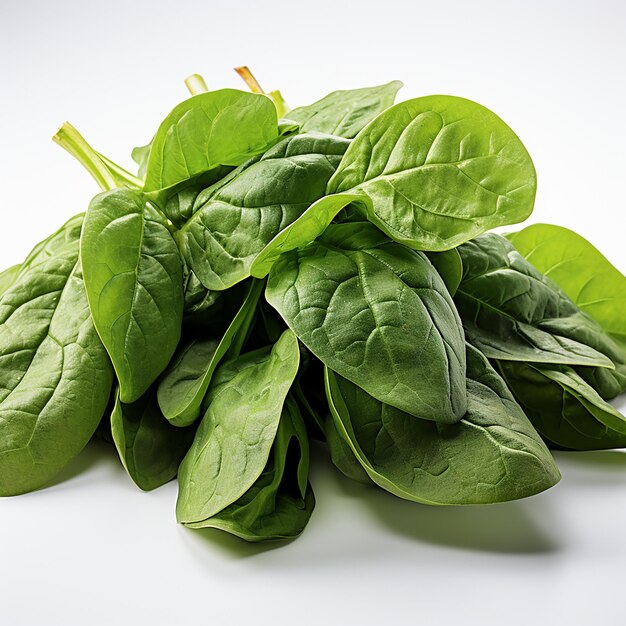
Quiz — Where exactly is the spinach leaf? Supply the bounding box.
[176,329,300,525]
[81,189,184,403]
[287,81,403,138]
[455,233,622,375]
[499,361,626,450]
[266,222,466,423]
[111,385,195,490]
[185,396,315,542]
[183,271,220,316]
[143,89,279,193]
[0,215,113,496]
[507,223,626,350]
[323,414,371,484]
[0,264,21,297]
[131,142,151,179]
[157,279,264,426]
[325,344,560,504]
[176,133,349,290]
[326,96,536,250]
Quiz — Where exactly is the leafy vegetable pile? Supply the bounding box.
[2,68,625,543]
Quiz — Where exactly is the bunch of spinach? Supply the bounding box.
[1,67,624,545]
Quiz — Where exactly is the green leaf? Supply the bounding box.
[323,414,371,484]
[143,89,279,193]
[0,215,113,496]
[287,81,403,138]
[506,224,626,339]
[499,361,626,451]
[81,189,184,403]
[111,386,195,490]
[266,222,466,423]
[0,264,21,297]
[157,279,264,426]
[425,249,463,296]
[186,397,315,542]
[131,141,151,179]
[455,233,620,373]
[325,344,560,504]
[327,96,536,250]
[176,133,349,290]
[176,329,300,524]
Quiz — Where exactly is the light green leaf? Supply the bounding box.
[144,89,278,193]
[287,81,403,138]
[325,344,560,504]
[327,95,536,250]
[176,329,300,524]
[266,222,466,423]
[186,397,314,542]
[425,249,463,296]
[0,264,21,297]
[81,189,184,403]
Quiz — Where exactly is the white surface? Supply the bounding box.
[1,1,626,624]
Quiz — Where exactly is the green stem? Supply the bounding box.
[97,152,143,189]
[52,123,117,191]
[185,74,209,95]
[234,66,264,94]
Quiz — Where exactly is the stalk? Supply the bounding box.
[184,74,209,95]
[97,152,143,189]
[234,66,264,93]
[52,123,117,191]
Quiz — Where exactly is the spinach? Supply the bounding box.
[0,215,113,496]
[157,279,264,426]
[176,329,300,526]
[176,133,349,290]
[325,344,560,504]
[111,386,195,490]
[186,396,314,541]
[266,222,466,422]
[327,96,537,250]
[81,189,184,403]
[287,81,403,138]
[143,89,279,194]
[499,362,626,451]
[4,68,626,546]
[455,234,622,376]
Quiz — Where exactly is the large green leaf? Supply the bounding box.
[507,223,626,349]
[185,396,315,541]
[499,361,626,451]
[455,233,625,398]
[326,95,536,250]
[287,81,403,138]
[176,133,349,290]
[111,386,195,491]
[266,222,466,423]
[0,215,113,496]
[0,264,20,297]
[325,344,560,504]
[81,189,184,403]
[157,279,264,426]
[176,329,300,524]
[143,89,278,193]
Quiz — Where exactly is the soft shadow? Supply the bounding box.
[323,452,561,555]
[553,449,626,469]
[45,440,118,489]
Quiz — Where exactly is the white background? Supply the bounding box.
[1,1,626,624]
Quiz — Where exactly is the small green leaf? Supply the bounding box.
[287,81,403,138]
[425,249,463,296]
[111,386,195,490]
[176,329,300,524]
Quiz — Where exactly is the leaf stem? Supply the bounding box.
[234,66,265,94]
[52,122,117,191]
[184,74,209,95]
[96,152,143,189]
